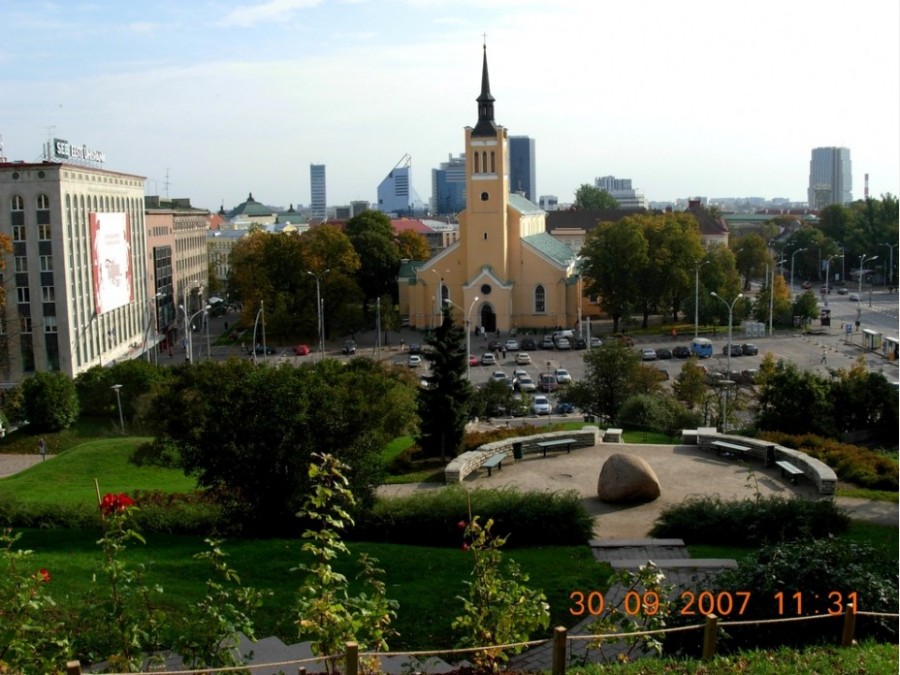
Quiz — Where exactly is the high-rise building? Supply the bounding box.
[310,164,326,220]
[808,147,852,209]
[594,175,648,209]
[509,136,536,202]
[377,155,425,216]
[431,153,466,215]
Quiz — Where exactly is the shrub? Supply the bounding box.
[760,432,898,491]
[353,487,593,547]
[21,372,79,432]
[130,439,182,468]
[664,538,898,656]
[649,495,850,546]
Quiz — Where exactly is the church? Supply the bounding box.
[399,46,582,334]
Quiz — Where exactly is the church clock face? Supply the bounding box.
[480,284,492,295]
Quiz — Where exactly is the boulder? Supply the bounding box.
[597,453,661,503]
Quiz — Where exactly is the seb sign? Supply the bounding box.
[53,138,105,163]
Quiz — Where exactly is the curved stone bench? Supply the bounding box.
[444,426,600,483]
[690,429,837,495]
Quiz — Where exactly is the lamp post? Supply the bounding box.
[710,291,743,431]
[180,281,203,363]
[880,242,897,290]
[143,292,164,363]
[181,305,209,364]
[790,248,807,297]
[769,257,785,337]
[251,301,266,365]
[694,259,711,338]
[857,254,878,323]
[110,384,125,433]
[307,269,330,358]
[466,296,480,381]
[823,254,843,307]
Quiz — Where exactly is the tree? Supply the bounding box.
[731,233,771,291]
[346,211,401,320]
[673,358,709,410]
[144,358,417,532]
[756,361,834,436]
[566,340,641,424]
[396,230,431,261]
[22,372,79,432]
[791,291,820,325]
[75,361,171,420]
[754,274,791,326]
[573,184,618,210]
[417,307,472,462]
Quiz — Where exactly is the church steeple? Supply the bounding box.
[472,44,497,137]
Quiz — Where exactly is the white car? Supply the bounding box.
[516,375,537,393]
[641,348,658,361]
[848,293,860,301]
[531,395,552,415]
[490,370,510,385]
[481,352,496,366]
[590,337,603,347]
[554,368,572,384]
[505,338,520,351]
[407,355,422,368]
[515,352,532,365]
[555,337,571,350]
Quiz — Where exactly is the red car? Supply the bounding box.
[293,344,311,356]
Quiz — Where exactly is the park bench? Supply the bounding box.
[776,459,805,484]
[710,440,751,459]
[482,452,507,477]
[532,438,577,457]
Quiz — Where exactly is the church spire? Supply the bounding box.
[472,43,497,137]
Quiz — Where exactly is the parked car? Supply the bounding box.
[538,372,558,392]
[505,338,520,351]
[515,352,532,365]
[539,335,556,349]
[556,401,575,414]
[848,293,860,301]
[292,344,311,356]
[516,375,537,393]
[468,354,479,366]
[487,340,502,351]
[741,343,758,356]
[555,337,571,350]
[590,337,603,348]
[513,368,529,381]
[249,344,276,355]
[640,348,657,361]
[837,287,850,295]
[407,355,422,368]
[490,370,510,383]
[531,395,552,415]
[672,345,691,358]
[723,344,743,357]
[820,285,831,294]
[573,336,587,350]
[554,368,572,384]
[342,340,357,355]
[520,336,538,350]
[481,352,497,366]
[408,343,422,355]
[655,347,673,360]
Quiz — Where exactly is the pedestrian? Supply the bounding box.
[820,349,827,365]
[39,438,46,461]
[671,327,678,341]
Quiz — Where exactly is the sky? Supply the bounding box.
[1,0,898,212]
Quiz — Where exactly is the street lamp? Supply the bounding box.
[823,254,843,307]
[181,305,209,364]
[110,384,125,433]
[790,248,807,297]
[769,257,785,337]
[857,254,878,322]
[251,300,266,366]
[880,242,897,290]
[180,281,203,363]
[307,269,330,358]
[710,291,743,431]
[466,296,480,381]
[694,259,711,338]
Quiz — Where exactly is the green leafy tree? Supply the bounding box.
[756,361,834,436]
[829,356,899,442]
[791,290,820,325]
[754,274,792,326]
[731,232,771,290]
[75,361,171,419]
[566,340,641,424]
[573,184,619,210]
[346,211,401,321]
[470,379,517,420]
[144,358,417,532]
[673,358,709,410]
[417,307,472,461]
[396,229,431,261]
[21,371,78,432]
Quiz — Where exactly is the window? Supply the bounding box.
[40,255,53,272]
[42,286,55,302]
[12,225,25,241]
[16,287,30,303]
[20,316,33,333]
[14,257,28,272]
[535,285,546,313]
[38,223,51,240]
[44,316,58,333]
[36,194,51,225]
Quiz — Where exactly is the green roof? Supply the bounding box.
[522,232,575,267]
[509,193,544,216]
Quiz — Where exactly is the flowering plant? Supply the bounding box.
[100,492,136,516]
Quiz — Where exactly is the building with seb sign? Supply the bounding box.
[0,158,151,381]
[399,46,579,334]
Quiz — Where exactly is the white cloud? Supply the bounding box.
[217,0,323,27]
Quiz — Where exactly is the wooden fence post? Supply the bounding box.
[345,641,358,675]
[701,614,719,661]
[551,625,567,675]
[841,603,857,647]
[65,661,82,675]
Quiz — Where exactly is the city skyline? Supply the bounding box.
[1,0,898,212]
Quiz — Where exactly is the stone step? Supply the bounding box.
[590,538,684,547]
[610,558,738,570]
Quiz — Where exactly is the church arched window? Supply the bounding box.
[490,151,495,173]
[535,285,545,313]
[474,153,480,174]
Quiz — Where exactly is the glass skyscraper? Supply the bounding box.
[310,163,326,219]
[509,136,536,203]
[808,147,852,209]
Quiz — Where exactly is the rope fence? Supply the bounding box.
[65,604,899,675]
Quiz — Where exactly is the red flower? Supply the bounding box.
[100,492,135,516]
[457,520,466,530]
[462,543,469,552]
[38,568,50,583]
